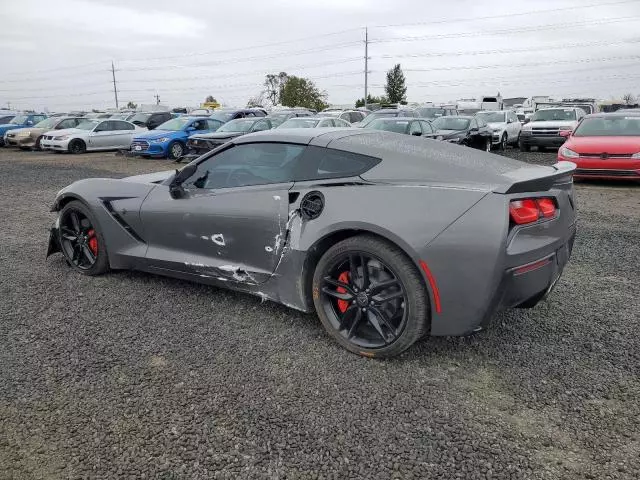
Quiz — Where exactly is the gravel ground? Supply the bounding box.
[1,147,639,479]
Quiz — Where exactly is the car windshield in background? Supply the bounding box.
[417,108,445,118]
[367,119,410,134]
[279,118,319,128]
[76,120,99,130]
[209,112,234,122]
[360,111,398,126]
[111,113,131,120]
[433,117,470,130]
[156,117,189,131]
[530,109,576,122]
[35,118,59,129]
[217,119,255,133]
[130,113,151,123]
[10,115,27,124]
[320,111,341,117]
[477,112,506,123]
[573,116,640,136]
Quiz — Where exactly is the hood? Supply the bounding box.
[5,126,36,136]
[134,129,179,140]
[121,170,175,184]
[435,129,466,137]
[526,120,577,128]
[191,131,242,141]
[565,136,640,155]
[487,122,507,130]
[43,128,83,137]
[0,124,21,133]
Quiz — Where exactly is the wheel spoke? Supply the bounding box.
[349,254,359,289]
[367,310,387,342]
[82,245,96,264]
[347,308,363,339]
[323,276,354,295]
[69,212,81,233]
[372,290,404,304]
[322,286,353,301]
[61,227,78,241]
[360,254,369,288]
[339,304,357,330]
[369,279,399,295]
[369,307,397,341]
[71,244,81,264]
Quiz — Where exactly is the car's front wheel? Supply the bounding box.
[68,139,86,154]
[57,201,109,275]
[500,133,507,150]
[312,235,430,358]
[167,141,184,160]
[485,138,492,152]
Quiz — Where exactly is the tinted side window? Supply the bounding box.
[409,121,422,135]
[470,118,478,129]
[185,143,305,190]
[294,145,381,181]
[57,119,76,129]
[206,119,223,130]
[420,121,433,133]
[252,120,270,132]
[95,121,113,132]
[115,121,134,130]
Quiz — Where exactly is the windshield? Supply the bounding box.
[156,117,189,131]
[35,118,59,129]
[360,111,398,127]
[209,111,235,122]
[10,115,28,124]
[573,116,640,137]
[110,113,130,120]
[432,117,470,130]
[417,108,445,118]
[76,120,99,130]
[477,112,505,123]
[278,118,319,128]
[319,111,341,117]
[130,113,151,123]
[217,119,255,133]
[367,119,410,134]
[530,109,577,122]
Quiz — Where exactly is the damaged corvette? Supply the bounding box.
[47,129,577,357]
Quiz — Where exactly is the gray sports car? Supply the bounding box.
[47,129,577,357]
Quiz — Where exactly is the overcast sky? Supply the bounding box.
[1,0,640,111]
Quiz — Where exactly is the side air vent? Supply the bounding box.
[300,191,325,220]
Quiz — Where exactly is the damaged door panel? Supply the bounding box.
[138,183,293,283]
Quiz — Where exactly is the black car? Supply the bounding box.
[130,111,174,130]
[432,115,493,151]
[185,117,273,156]
[364,117,439,139]
[357,108,419,128]
[266,109,314,127]
[415,106,459,119]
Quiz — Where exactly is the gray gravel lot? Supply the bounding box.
[1,147,639,479]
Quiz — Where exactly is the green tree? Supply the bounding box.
[205,95,218,103]
[126,101,137,109]
[355,94,388,108]
[264,72,289,105]
[384,64,407,104]
[280,75,328,111]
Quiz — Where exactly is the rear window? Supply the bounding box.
[294,145,381,181]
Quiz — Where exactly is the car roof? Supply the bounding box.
[371,117,429,122]
[438,115,473,120]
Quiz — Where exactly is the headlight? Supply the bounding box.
[631,152,640,158]
[150,137,170,143]
[492,128,502,133]
[559,146,579,159]
[54,135,69,140]
[522,124,532,131]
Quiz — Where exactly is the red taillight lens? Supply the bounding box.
[509,197,557,224]
[536,198,556,218]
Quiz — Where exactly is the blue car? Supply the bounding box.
[130,116,224,159]
[1,113,48,146]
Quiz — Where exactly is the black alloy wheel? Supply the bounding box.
[313,235,430,357]
[68,139,86,154]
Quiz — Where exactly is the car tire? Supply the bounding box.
[312,234,430,358]
[485,138,492,152]
[68,139,86,154]
[168,141,184,160]
[57,200,109,276]
[500,133,507,150]
[35,136,43,151]
[519,141,530,152]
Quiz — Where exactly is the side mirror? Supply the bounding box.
[559,130,572,138]
[507,118,513,124]
[186,126,196,132]
[523,118,530,124]
[470,127,479,132]
[411,131,422,136]
[26,121,33,126]
[169,164,197,199]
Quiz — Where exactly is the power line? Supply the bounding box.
[370,0,640,28]
[371,16,640,44]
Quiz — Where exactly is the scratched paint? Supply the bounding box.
[265,246,274,252]
[211,233,225,246]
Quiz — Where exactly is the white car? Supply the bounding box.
[276,117,351,129]
[475,110,522,150]
[40,119,141,153]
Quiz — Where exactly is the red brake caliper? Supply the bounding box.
[87,229,98,256]
[336,271,350,313]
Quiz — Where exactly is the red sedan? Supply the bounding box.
[557,112,640,181]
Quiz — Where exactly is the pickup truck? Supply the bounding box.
[519,107,586,152]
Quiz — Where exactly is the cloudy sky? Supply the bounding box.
[1,0,640,111]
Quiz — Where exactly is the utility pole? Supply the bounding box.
[364,27,369,109]
[111,61,119,109]
[154,93,161,105]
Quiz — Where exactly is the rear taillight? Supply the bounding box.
[509,197,557,225]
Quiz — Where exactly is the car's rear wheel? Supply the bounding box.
[500,133,507,150]
[168,141,184,160]
[312,235,430,358]
[58,201,109,276]
[68,139,86,154]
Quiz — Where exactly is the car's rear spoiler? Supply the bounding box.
[494,161,576,194]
